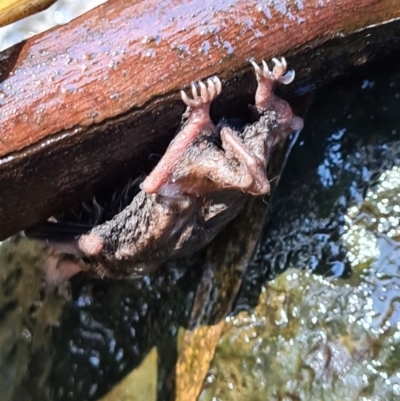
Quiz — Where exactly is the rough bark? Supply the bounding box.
[1,0,400,240]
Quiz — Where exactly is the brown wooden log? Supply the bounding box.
[1,0,400,240]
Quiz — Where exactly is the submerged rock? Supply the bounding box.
[201,265,400,401]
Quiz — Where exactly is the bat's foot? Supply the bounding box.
[250,57,295,111]
[142,77,222,196]
[251,57,295,86]
[180,76,222,110]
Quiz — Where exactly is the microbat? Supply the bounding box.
[25,58,303,288]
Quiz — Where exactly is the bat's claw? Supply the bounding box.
[181,76,222,109]
[251,57,295,85]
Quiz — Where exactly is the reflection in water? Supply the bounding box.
[344,165,400,266]
[344,165,400,328]
[317,128,346,188]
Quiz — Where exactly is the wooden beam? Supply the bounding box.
[1,0,400,240]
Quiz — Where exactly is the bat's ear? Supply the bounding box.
[44,250,83,292]
[42,238,86,256]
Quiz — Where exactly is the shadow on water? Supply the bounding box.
[1,53,400,401]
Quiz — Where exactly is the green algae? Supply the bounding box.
[201,266,400,401]
[0,236,66,401]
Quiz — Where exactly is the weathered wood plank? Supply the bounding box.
[1,0,400,240]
